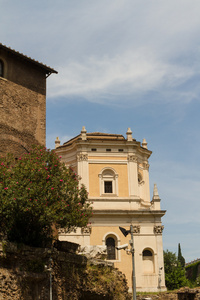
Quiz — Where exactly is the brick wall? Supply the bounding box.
[0,77,46,157]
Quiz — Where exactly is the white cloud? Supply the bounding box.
[3,0,200,107]
[42,0,200,105]
[48,50,197,105]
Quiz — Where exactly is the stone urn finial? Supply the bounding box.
[55,136,60,149]
[81,126,87,140]
[142,138,148,149]
[126,127,133,141]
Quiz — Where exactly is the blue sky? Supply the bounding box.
[1,0,200,262]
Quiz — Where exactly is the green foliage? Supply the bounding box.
[178,243,185,268]
[0,146,92,247]
[196,275,200,286]
[186,261,200,283]
[164,250,188,290]
[1,240,7,255]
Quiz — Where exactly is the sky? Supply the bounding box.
[1,0,200,262]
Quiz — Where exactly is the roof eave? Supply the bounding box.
[0,43,58,75]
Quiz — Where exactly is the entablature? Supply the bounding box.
[92,209,166,218]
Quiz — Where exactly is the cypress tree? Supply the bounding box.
[178,243,185,268]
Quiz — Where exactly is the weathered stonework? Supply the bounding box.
[0,44,57,158]
[0,78,46,157]
[0,242,131,300]
[154,226,164,235]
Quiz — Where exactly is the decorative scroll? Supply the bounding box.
[132,225,140,234]
[128,155,137,163]
[138,180,145,186]
[81,226,92,235]
[143,162,150,170]
[58,228,77,234]
[154,225,164,235]
[77,154,88,161]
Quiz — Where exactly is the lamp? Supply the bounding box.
[118,225,136,300]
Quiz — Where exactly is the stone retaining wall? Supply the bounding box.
[0,242,131,300]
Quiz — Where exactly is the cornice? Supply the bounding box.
[89,197,141,202]
[89,159,127,164]
[0,43,57,75]
[92,210,166,218]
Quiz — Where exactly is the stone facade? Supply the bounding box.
[0,43,57,157]
[55,127,167,292]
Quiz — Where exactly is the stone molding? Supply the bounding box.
[77,154,88,161]
[154,225,164,235]
[81,226,92,235]
[132,225,140,234]
[138,180,145,186]
[128,155,137,163]
[143,162,150,170]
[58,228,77,234]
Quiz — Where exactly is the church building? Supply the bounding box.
[55,127,166,292]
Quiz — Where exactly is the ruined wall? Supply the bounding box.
[0,242,131,300]
[0,48,46,158]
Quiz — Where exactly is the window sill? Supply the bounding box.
[106,259,121,263]
[101,194,117,197]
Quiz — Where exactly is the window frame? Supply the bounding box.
[103,232,120,262]
[98,167,118,196]
[106,237,116,260]
[142,248,155,274]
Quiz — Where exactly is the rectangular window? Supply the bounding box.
[118,149,123,152]
[106,149,111,152]
[104,181,112,193]
[91,148,96,151]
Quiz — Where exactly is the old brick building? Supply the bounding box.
[0,43,57,157]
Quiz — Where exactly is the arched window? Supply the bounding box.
[143,249,152,257]
[0,60,4,77]
[142,248,154,273]
[106,237,116,260]
[99,168,118,196]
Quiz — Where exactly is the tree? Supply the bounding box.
[164,250,188,290]
[178,243,185,268]
[0,146,92,247]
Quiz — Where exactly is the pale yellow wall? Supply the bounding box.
[90,226,133,288]
[88,163,129,197]
[89,156,127,160]
[89,163,99,196]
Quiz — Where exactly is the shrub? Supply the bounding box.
[0,146,92,247]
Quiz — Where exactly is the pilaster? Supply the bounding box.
[127,154,139,198]
[142,161,150,202]
[77,153,89,190]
